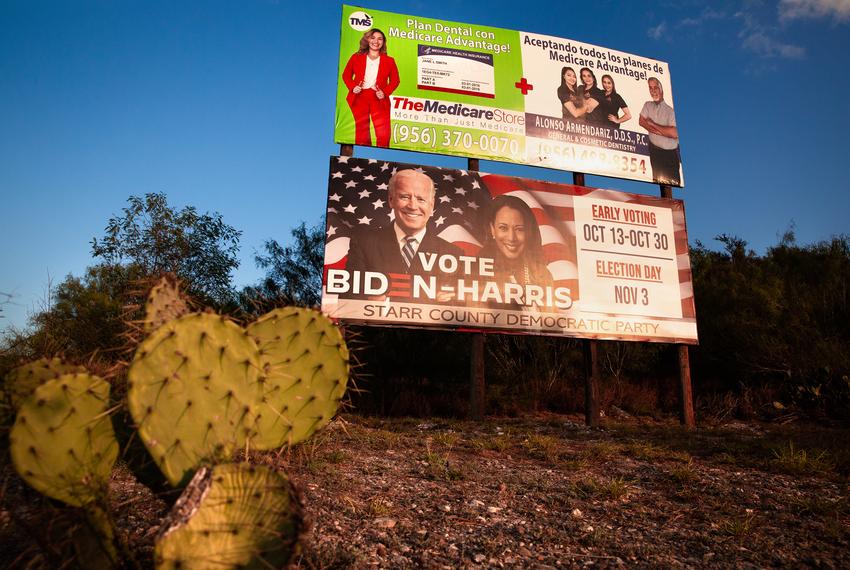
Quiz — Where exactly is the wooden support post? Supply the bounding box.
[470,334,486,419]
[574,172,601,427]
[468,157,486,419]
[583,339,600,427]
[336,144,354,380]
[678,345,695,427]
[660,183,696,429]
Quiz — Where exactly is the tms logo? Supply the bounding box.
[348,11,372,31]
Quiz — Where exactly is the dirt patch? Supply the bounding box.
[2,413,848,568]
[284,415,848,568]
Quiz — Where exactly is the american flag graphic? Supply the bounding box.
[323,156,488,267]
[322,156,697,338]
[322,156,582,300]
[322,156,695,319]
[478,174,698,316]
[476,173,582,299]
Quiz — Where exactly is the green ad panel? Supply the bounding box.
[335,5,684,187]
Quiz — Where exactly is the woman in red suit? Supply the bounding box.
[341,28,400,148]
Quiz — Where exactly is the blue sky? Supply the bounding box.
[2,0,849,330]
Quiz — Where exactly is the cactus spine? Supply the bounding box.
[9,372,118,507]
[127,313,263,486]
[7,274,350,567]
[246,307,349,448]
[142,275,190,333]
[155,463,301,569]
[128,307,350,484]
[3,357,87,416]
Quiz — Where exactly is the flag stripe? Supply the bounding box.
[324,157,695,326]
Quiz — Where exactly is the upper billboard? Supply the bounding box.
[321,156,697,343]
[335,6,684,187]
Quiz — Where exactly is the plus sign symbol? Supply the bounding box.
[515,77,534,95]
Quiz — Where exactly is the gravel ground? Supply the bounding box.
[284,414,848,569]
[2,413,848,569]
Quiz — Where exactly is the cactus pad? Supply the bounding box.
[246,307,349,449]
[155,463,301,569]
[74,504,120,569]
[4,357,87,412]
[143,275,190,333]
[10,373,118,506]
[128,313,263,486]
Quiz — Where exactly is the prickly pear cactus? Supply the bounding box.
[73,504,120,569]
[127,313,263,486]
[9,373,119,507]
[246,307,349,449]
[155,463,301,569]
[143,275,190,333]
[3,357,87,412]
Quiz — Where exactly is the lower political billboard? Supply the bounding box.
[336,5,684,187]
[321,156,697,343]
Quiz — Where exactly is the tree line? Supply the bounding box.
[2,193,847,421]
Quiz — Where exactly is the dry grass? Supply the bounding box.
[669,460,698,485]
[580,441,621,462]
[522,434,562,461]
[720,511,757,539]
[367,496,392,517]
[771,441,834,475]
[568,476,629,500]
[423,442,465,481]
[470,432,513,453]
